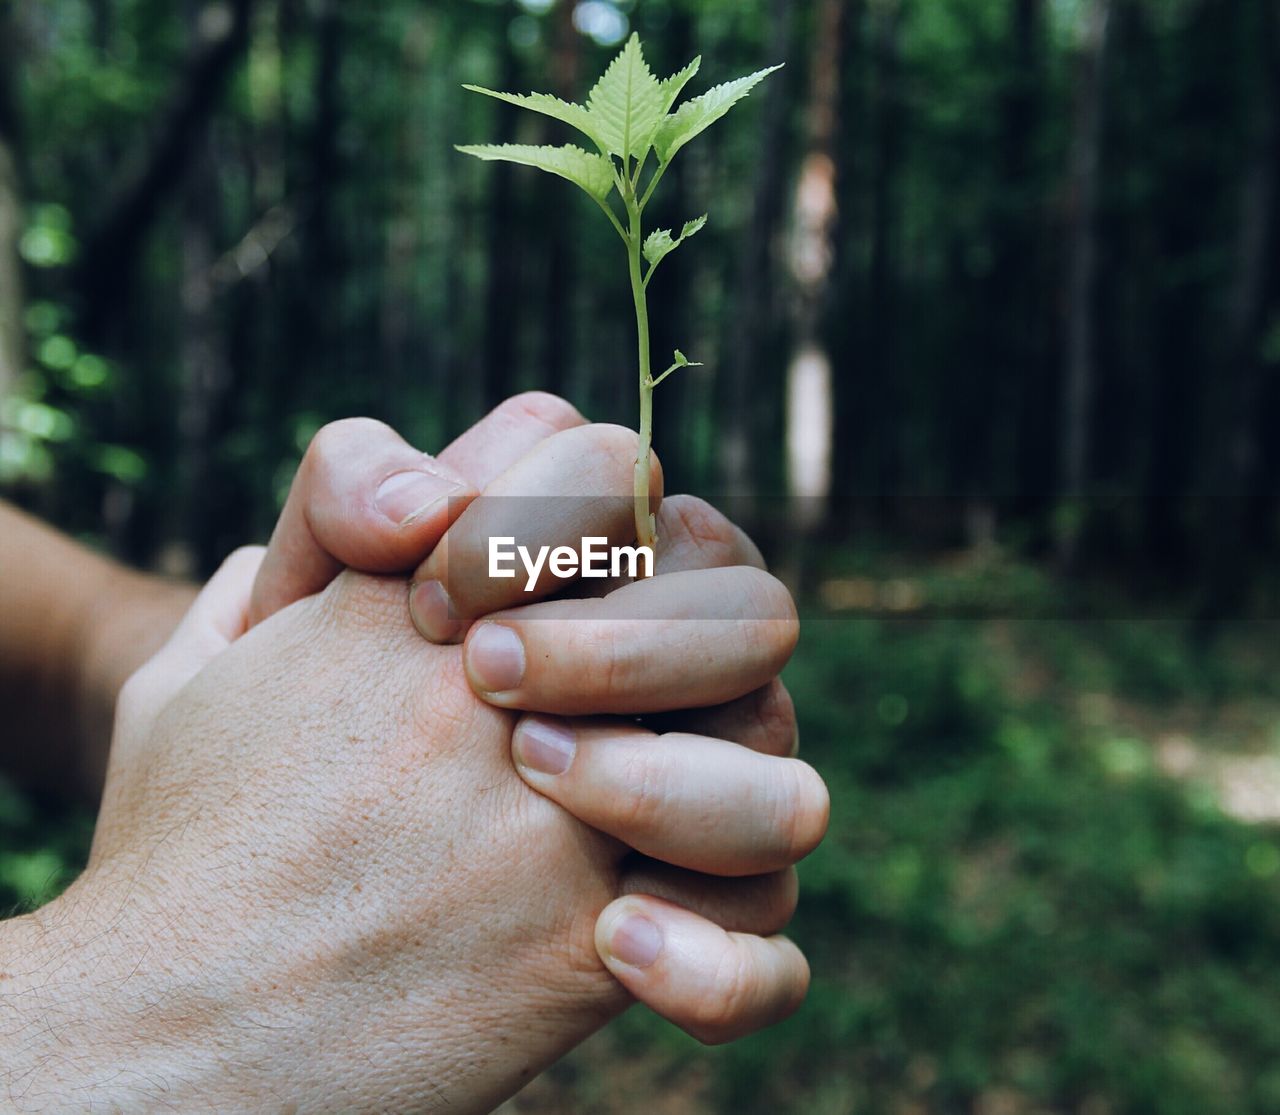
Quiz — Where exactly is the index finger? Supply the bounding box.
[461,566,798,714]
[409,424,663,642]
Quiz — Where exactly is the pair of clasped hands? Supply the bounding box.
[25,394,829,1112]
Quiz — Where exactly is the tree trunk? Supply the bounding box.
[174,0,235,575]
[1058,0,1112,566]
[1139,0,1211,578]
[825,3,866,539]
[1197,0,1278,628]
[783,0,847,574]
[76,0,254,344]
[721,0,795,522]
[540,0,581,403]
[992,0,1045,541]
[867,0,905,526]
[379,9,430,423]
[0,130,22,421]
[482,2,522,414]
[307,0,341,342]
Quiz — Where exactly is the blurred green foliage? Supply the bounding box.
[780,614,1280,1115]
[2,0,1276,586]
[0,778,92,915]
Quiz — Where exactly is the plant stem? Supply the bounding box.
[627,198,657,555]
[638,161,669,211]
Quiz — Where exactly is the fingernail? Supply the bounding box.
[467,624,526,694]
[375,469,459,527]
[513,717,576,776]
[409,580,463,644]
[607,913,663,969]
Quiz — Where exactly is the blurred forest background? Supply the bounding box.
[4,0,1280,1112]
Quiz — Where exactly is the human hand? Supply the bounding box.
[2,536,822,1112]
[244,392,800,758]
[248,392,589,625]
[24,394,578,803]
[401,424,821,1025]
[239,396,824,1042]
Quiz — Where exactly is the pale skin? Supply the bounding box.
[0,392,828,1111]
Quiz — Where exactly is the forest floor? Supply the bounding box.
[5,555,1280,1115]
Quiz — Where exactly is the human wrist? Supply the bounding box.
[0,880,217,1111]
[0,865,513,1115]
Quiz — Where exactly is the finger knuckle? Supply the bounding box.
[308,417,391,468]
[586,422,642,462]
[300,419,384,501]
[504,391,584,432]
[555,423,662,496]
[617,746,672,839]
[665,496,741,564]
[574,620,635,701]
[321,570,412,636]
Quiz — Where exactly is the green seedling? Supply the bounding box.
[458,34,780,552]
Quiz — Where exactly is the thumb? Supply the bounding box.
[249,418,476,627]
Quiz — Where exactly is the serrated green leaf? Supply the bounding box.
[643,213,708,270]
[586,33,666,159]
[653,65,783,164]
[461,85,604,153]
[660,56,702,113]
[455,143,615,201]
[680,214,708,241]
[643,228,675,267]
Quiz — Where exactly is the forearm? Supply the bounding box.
[0,907,115,1110]
[0,502,195,802]
[0,884,217,1112]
